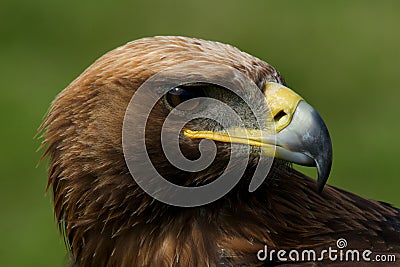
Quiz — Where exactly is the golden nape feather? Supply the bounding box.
[40,36,400,266]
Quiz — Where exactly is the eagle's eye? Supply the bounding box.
[165,86,206,111]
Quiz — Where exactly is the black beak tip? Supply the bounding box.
[317,176,327,193]
[316,157,332,193]
[313,109,333,194]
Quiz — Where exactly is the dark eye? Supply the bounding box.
[166,86,205,111]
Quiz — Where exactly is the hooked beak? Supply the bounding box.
[183,82,332,192]
[272,100,332,191]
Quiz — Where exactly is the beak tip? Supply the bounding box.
[317,177,326,193]
[316,156,332,193]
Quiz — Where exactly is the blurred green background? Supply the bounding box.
[0,0,399,266]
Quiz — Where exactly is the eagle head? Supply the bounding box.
[40,36,333,266]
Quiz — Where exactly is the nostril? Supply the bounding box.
[274,110,287,122]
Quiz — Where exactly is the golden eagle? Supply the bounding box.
[40,36,400,266]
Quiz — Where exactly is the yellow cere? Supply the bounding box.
[264,82,303,132]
